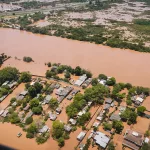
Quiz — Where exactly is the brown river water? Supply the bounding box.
[0,28,150,150]
[1,28,150,87]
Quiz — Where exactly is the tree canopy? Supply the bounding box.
[19,72,31,83]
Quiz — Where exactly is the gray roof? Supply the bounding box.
[1,110,9,117]
[56,107,62,113]
[104,104,111,110]
[16,95,24,101]
[105,99,112,104]
[12,101,17,106]
[67,95,73,100]
[44,95,52,103]
[71,89,80,95]
[64,124,72,132]
[23,104,30,111]
[94,132,110,148]
[57,96,65,103]
[110,113,121,121]
[74,74,87,86]
[69,118,77,125]
[77,131,86,141]
[2,81,9,86]
[0,95,7,102]
[39,125,49,133]
[20,91,28,96]
[49,112,57,121]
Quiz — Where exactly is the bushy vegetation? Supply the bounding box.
[0,67,19,86]
[23,56,33,63]
[19,72,31,83]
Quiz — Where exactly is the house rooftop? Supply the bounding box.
[44,95,52,104]
[49,112,57,121]
[104,104,111,110]
[105,99,112,104]
[77,131,86,141]
[20,91,28,96]
[110,113,121,121]
[69,118,77,125]
[123,130,144,150]
[64,124,72,132]
[39,125,49,133]
[94,131,110,148]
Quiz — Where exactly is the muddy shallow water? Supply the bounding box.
[1,28,150,87]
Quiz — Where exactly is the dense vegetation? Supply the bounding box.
[23,56,33,63]
[0,67,19,85]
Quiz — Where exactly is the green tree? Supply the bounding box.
[128,111,137,124]
[9,112,20,124]
[28,86,37,97]
[91,78,98,86]
[103,122,112,131]
[77,112,91,126]
[47,62,51,67]
[106,77,116,86]
[34,82,43,93]
[84,84,109,104]
[74,66,82,76]
[113,121,124,134]
[52,120,64,139]
[58,137,65,147]
[26,132,34,138]
[98,74,107,80]
[141,143,150,150]
[25,116,33,125]
[64,72,70,78]
[20,72,31,83]
[108,142,115,150]
[32,106,43,115]
[137,106,146,116]
[27,123,37,134]
[30,98,39,108]
[49,98,58,110]
[0,67,19,85]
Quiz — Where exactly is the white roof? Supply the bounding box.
[144,137,149,143]
[74,80,83,86]
[99,80,106,85]
[39,125,49,133]
[78,110,86,116]
[136,97,144,103]
[94,132,110,148]
[77,132,86,140]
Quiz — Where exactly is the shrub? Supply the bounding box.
[25,116,33,125]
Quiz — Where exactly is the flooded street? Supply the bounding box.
[0,28,150,87]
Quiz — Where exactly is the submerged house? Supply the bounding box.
[77,131,86,141]
[38,125,49,133]
[110,113,121,121]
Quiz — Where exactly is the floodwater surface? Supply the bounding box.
[1,28,150,87]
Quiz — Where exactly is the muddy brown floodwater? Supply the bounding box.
[1,28,150,87]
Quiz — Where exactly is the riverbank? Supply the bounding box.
[1,28,150,87]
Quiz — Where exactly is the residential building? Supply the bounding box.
[77,131,86,141]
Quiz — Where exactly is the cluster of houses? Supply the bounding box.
[0,80,17,102]
[74,74,92,88]
[131,94,145,107]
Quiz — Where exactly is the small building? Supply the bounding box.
[64,124,72,132]
[77,131,86,141]
[20,91,28,96]
[74,74,87,87]
[0,95,7,102]
[144,137,149,143]
[98,79,106,85]
[97,112,103,121]
[78,110,86,117]
[119,106,126,113]
[123,130,144,150]
[55,83,60,89]
[1,109,9,117]
[110,113,121,121]
[105,99,113,104]
[39,125,49,133]
[71,89,80,96]
[16,95,24,101]
[88,101,92,107]
[67,95,73,100]
[43,95,52,104]
[103,104,111,110]
[93,122,100,128]
[136,97,144,103]
[0,110,4,116]
[57,96,65,103]
[93,131,110,149]
[23,104,30,111]
[49,112,57,121]
[2,81,9,86]
[12,101,17,106]
[69,118,77,125]
[56,107,62,114]
[8,81,17,89]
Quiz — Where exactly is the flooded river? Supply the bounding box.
[0,28,150,87]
